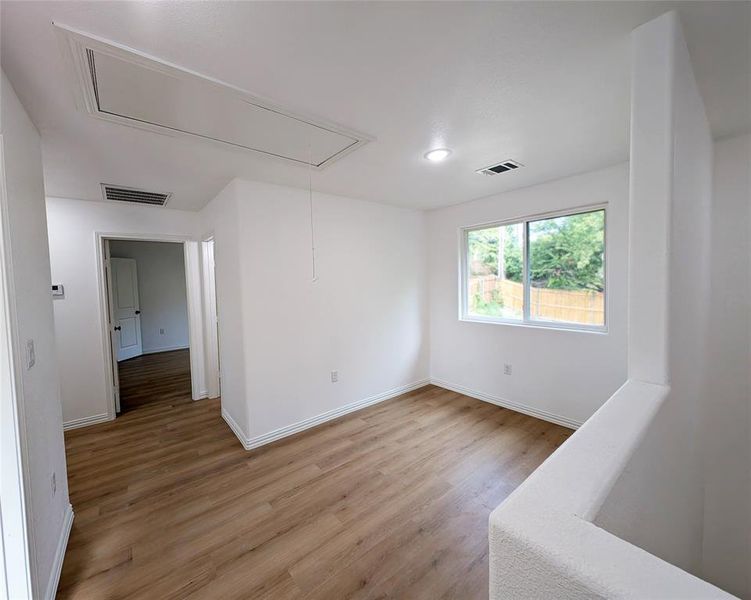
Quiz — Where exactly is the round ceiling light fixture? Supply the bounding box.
[424,148,452,162]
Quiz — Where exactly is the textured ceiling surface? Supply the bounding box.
[2,1,749,210]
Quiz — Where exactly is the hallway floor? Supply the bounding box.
[118,349,191,412]
[59,369,569,599]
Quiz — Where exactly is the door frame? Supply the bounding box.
[201,235,220,399]
[95,232,208,419]
[103,240,121,412]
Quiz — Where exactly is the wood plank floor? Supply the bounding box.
[117,349,192,412]
[59,355,571,599]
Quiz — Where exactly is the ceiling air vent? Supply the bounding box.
[476,160,523,176]
[101,184,171,207]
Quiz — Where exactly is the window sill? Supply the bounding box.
[459,315,608,334]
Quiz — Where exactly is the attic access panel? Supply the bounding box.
[56,24,373,168]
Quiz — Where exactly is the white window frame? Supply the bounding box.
[459,204,608,333]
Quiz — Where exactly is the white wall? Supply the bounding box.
[109,240,190,354]
[701,133,751,598]
[45,197,200,425]
[200,179,429,445]
[594,8,713,579]
[427,163,629,427]
[489,13,738,599]
[199,180,249,437]
[0,71,70,600]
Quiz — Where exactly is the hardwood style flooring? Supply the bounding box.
[59,355,571,599]
[117,349,192,412]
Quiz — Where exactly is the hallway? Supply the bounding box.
[118,349,191,412]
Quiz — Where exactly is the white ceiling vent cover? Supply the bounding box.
[101,184,171,206]
[476,160,523,176]
[55,23,373,169]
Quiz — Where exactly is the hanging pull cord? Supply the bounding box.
[308,144,318,282]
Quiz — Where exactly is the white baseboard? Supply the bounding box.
[223,379,431,451]
[63,413,113,431]
[44,503,73,600]
[221,407,248,445]
[141,344,189,355]
[430,378,582,430]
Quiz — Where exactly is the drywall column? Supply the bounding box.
[627,13,674,385]
[198,180,251,440]
[490,11,719,598]
[594,9,713,574]
[702,135,751,598]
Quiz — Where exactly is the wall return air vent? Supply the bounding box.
[476,160,523,176]
[55,23,373,169]
[101,184,171,207]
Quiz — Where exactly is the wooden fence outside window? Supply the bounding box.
[469,276,604,325]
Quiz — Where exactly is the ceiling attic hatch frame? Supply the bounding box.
[54,23,374,169]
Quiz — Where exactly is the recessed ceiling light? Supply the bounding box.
[424,148,452,162]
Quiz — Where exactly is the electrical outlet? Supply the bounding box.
[51,472,56,496]
[159,328,165,335]
[503,363,512,376]
[26,339,35,370]
[331,370,339,383]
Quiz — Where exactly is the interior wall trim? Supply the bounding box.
[43,503,73,600]
[63,413,113,431]
[429,378,583,430]
[140,345,190,355]
[222,379,431,451]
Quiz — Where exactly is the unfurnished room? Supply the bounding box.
[0,1,749,599]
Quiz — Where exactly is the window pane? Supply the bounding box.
[467,223,524,320]
[528,210,605,326]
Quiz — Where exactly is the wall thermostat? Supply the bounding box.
[51,284,64,297]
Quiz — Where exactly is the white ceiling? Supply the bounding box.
[2,1,749,211]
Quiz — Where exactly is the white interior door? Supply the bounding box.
[111,257,143,362]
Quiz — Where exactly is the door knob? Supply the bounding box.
[135,310,141,315]
[114,326,122,331]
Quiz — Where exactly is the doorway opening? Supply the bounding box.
[102,237,198,416]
